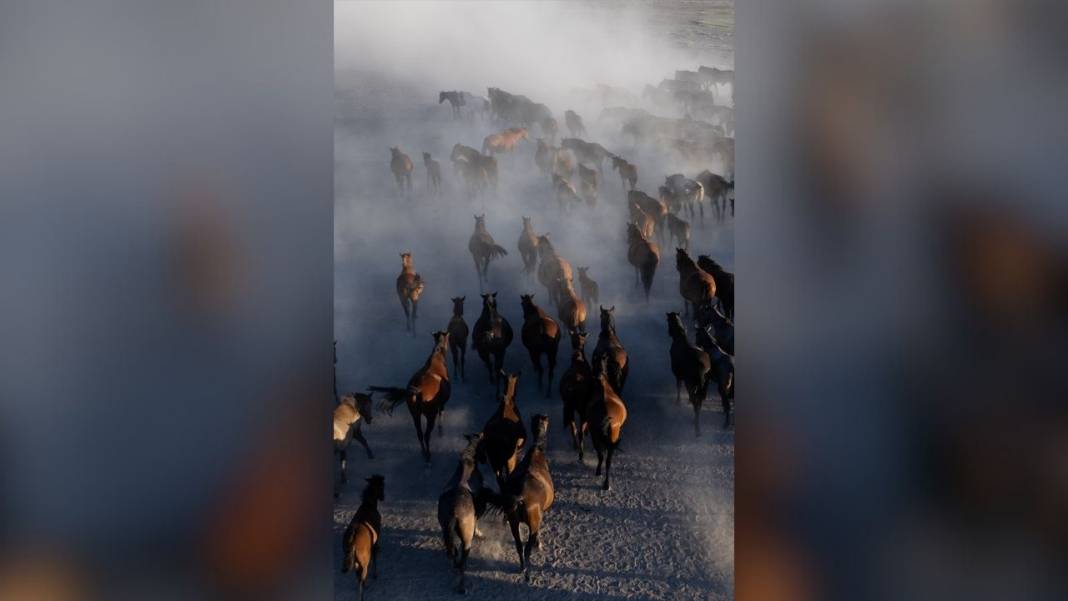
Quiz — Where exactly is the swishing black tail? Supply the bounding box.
[475,486,520,517]
[488,244,508,259]
[368,385,410,414]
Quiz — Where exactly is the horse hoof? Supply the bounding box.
[602,482,611,491]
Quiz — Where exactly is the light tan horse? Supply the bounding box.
[626,223,660,302]
[556,276,587,334]
[675,248,716,317]
[535,234,573,307]
[389,147,414,193]
[395,252,425,333]
[334,392,375,495]
[342,475,385,601]
[482,127,529,155]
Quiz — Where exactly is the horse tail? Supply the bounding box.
[342,525,359,573]
[600,414,614,442]
[489,244,508,259]
[476,487,521,517]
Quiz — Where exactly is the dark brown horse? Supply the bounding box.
[468,214,508,291]
[371,331,451,464]
[389,147,414,194]
[559,330,593,461]
[696,170,734,221]
[591,305,628,394]
[396,252,425,333]
[629,201,656,240]
[423,152,442,195]
[472,292,513,385]
[491,414,554,580]
[520,294,561,397]
[439,90,465,118]
[611,155,638,190]
[587,355,627,491]
[695,324,735,428]
[676,248,716,317]
[539,116,559,144]
[697,255,734,320]
[517,216,539,275]
[626,223,660,302]
[342,475,385,601]
[534,139,552,176]
[437,433,493,594]
[447,296,469,382]
[666,312,712,436]
[480,372,528,487]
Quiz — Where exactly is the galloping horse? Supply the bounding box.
[535,234,574,307]
[439,90,466,118]
[667,312,712,436]
[564,109,587,137]
[556,276,587,334]
[334,392,375,495]
[480,371,528,487]
[520,294,561,397]
[588,355,627,491]
[468,214,508,291]
[389,147,414,194]
[629,201,657,240]
[626,223,660,302]
[696,170,734,221]
[437,433,496,594]
[611,155,638,190]
[447,296,470,382]
[482,127,529,156]
[559,330,594,461]
[517,216,540,275]
[396,252,425,333]
[696,299,734,356]
[534,138,552,176]
[577,163,599,207]
[628,189,668,243]
[695,325,735,428]
[675,248,716,317]
[423,152,442,195]
[342,475,385,601]
[371,331,451,464]
[591,305,629,394]
[472,292,514,385]
[697,254,734,320]
[493,414,554,580]
[539,117,559,144]
[576,266,599,308]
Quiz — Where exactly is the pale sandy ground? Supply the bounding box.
[334,2,732,599]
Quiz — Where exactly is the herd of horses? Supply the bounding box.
[336,68,734,598]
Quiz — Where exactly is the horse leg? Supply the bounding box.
[472,255,483,291]
[508,515,525,572]
[603,447,615,491]
[424,411,438,463]
[693,394,702,437]
[410,408,425,458]
[401,299,411,332]
[676,379,683,405]
[339,449,348,483]
[460,346,467,382]
[456,538,472,594]
[595,445,604,476]
[411,299,419,337]
[545,347,557,398]
[527,348,543,391]
[523,509,542,581]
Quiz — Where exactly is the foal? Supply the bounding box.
[520,294,561,397]
[675,248,716,317]
[371,331,451,464]
[666,312,712,437]
[472,292,514,385]
[576,266,599,308]
[389,147,413,194]
[468,214,509,291]
[480,371,528,487]
[342,475,385,601]
[517,216,540,275]
[423,152,442,195]
[611,155,638,190]
[447,296,469,382]
[626,222,660,302]
[588,355,628,491]
[591,305,629,394]
[334,392,375,494]
[559,330,594,461]
[496,414,554,580]
[395,252,425,334]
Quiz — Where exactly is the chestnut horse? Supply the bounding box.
[675,248,716,317]
[626,223,660,302]
[520,294,561,397]
[480,371,528,487]
[591,305,628,394]
[468,214,508,291]
[556,276,587,334]
[667,312,712,436]
[535,234,573,308]
[396,252,425,333]
[559,330,593,461]
[482,127,529,156]
[517,216,540,275]
[492,414,554,580]
[389,147,414,194]
[371,331,451,464]
[588,355,627,491]
[472,292,513,385]
[342,475,385,601]
[447,296,469,382]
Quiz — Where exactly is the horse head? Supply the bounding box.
[600,305,616,333]
[364,474,385,502]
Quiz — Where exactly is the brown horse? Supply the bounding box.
[342,475,385,601]
[491,414,554,580]
[534,139,552,176]
[520,294,561,397]
[389,147,414,194]
[396,252,425,333]
[556,276,587,334]
[535,234,573,307]
[591,305,628,394]
[371,331,451,464]
[665,212,691,250]
[480,371,528,487]
[552,174,581,212]
[626,223,660,302]
[611,155,638,190]
[517,216,540,275]
[468,214,508,290]
[334,392,375,495]
[629,201,656,240]
[695,324,735,428]
[576,266,599,308]
[438,433,493,594]
[628,189,668,243]
[451,144,497,196]
[482,127,529,155]
[472,292,514,385]
[447,296,469,382]
[587,355,627,491]
[550,147,575,180]
[666,312,712,436]
[564,109,587,137]
[675,248,716,317]
[577,163,599,207]
[539,117,558,143]
[423,152,442,195]
[559,330,593,461]
[697,170,734,221]
[697,254,734,320]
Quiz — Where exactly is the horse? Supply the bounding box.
[559,330,593,461]
[550,147,575,180]
[490,414,554,580]
[539,117,558,144]
[560,137,612,175]
[481,371,528,488]
[439,90,466,118]
[468,214,509,291]
[665,213,691,250]
[342,475,385,601]
[447,297,470,382]
[590,305,628,394]
[628,189,668,243]
[535,234,573,308]
[520,294,561,397]
[577,163,599,207]
[663,174,705,221]
[556,276,587,334]
[517,216,540,275]
[587,355,627,491]
[675,248,716,317]
[697,255,734,320]
[696,171,734,220]
[629,201,657,241]
[564,109,587,137]
[534,138,552,176]
[695,325,735,428]
[472,292,513,385]
[611,155,638,190]
[552,174,582,212]
[423,152,442,195]
[395,252,425,334]
[576,267,599,308]
[696,299,734,355]
[482,127,529,156]
[451,144,497,196]
[334,392,375,495]
[437,433,496,594]
[626,222,660,302]
[666,312,712,436]
[389,147,414,194]
[463,92,492,121]
[371,331,451,464]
